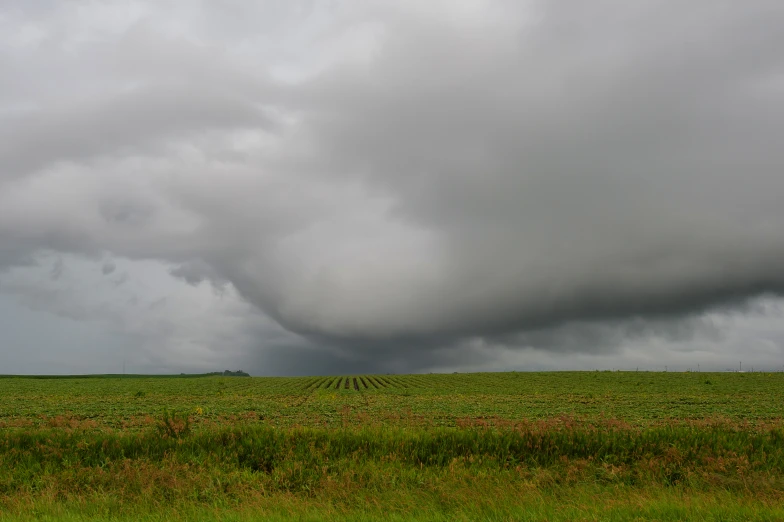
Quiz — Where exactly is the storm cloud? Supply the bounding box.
[1,1,784,373]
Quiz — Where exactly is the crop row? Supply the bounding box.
[222,374,437,392]
[310,375,397,391]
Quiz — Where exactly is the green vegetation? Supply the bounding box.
[1,371,783,520]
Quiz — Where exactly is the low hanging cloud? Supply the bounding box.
[1,0,784,372]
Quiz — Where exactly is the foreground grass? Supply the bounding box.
[1,422,784,520]
[3,488,783,521]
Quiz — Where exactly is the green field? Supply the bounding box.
[1,372,783,521]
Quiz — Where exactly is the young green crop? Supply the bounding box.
[3,371,784,430]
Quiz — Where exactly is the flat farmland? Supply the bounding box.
[1,372,784,521]
[3,371,782,429]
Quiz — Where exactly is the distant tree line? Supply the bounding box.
[191,370,250,377]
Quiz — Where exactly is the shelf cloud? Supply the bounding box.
[1,1,783,373]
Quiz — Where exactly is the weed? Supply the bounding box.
[156,409,191,439]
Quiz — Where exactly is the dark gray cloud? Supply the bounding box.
[208,0,784,346]
[1,1,784,373]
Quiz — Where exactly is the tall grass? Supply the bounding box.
[2,422,783,496]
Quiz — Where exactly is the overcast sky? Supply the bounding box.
[1,1,784,375]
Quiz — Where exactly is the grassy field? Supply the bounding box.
[1,371,783,521]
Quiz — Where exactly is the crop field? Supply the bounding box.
[1,371,784,521]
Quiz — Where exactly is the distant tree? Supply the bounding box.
[222,370,250,377]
